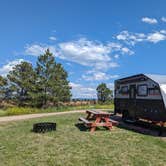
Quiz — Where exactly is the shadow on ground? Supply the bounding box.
[75,123,89,132]
[75,123,110,132]
[111,115,166,137]
[76,114,166,137]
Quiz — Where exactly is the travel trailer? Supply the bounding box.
[114,74,166,123]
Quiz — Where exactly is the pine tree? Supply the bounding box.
[0,75,7,101]
[7,61,36,106]
[50,63,71,104]
[36,49,71,107]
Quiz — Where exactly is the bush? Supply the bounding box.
[5,106,66,116]
[6,107,41,116]
[3,103,114,116]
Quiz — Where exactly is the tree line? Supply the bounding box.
[0,49,113,108]
[0,49,71,107]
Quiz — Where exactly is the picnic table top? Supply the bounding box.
[86,109,112,116]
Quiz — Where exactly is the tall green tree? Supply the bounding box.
[36,49,71,106]
[7,61,36,106]
[96,83,112,103]
[0,75,7,101]
[49,63,71,104]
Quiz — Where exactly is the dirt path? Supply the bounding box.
[0,110,86,123]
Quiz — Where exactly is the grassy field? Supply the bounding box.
[0,113,166,166]
[0,104,114,116]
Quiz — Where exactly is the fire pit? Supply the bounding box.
[33,122,56,133]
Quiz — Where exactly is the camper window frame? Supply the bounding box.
[120,86,129,95]
[137,84,148,96]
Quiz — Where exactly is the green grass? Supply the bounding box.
[0,104,114,116]
[0,109,7,116]
[0,113,166,166]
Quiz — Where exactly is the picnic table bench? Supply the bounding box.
[79,117,92,126]
[79,110,119,132]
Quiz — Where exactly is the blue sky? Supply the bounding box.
[0,0,166,98]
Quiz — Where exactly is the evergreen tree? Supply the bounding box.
[36,49,71,107]
[7,61,36,106]
[96,83,112,103]
[35,49,55,106]
[49,63,71,104]
[0,76,7,101]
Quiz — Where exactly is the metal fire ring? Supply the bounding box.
[33,122,56,133]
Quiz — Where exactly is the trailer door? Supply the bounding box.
[129,84,136,99]
[129,84,137,118]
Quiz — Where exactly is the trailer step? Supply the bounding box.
[125,119,136,123]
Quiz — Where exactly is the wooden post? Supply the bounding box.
[104,117,112,131]
[90,116,101,132]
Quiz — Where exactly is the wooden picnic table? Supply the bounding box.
[79,110,118,132]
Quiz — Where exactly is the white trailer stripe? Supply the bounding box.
[160,84,166,109]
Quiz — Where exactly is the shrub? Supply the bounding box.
[5,106,65,116]
[6,107,40,115]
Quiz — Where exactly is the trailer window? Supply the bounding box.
[121,86,128,94]
[137,84,148,96]
[149,88,160,95]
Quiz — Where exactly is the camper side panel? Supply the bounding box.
[114,78,166,122]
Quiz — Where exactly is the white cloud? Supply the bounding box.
[69,82,96,98]
[160,30,166,34]
[114,54,119,59]
[69,81,115,98]
[24,44,58,57]
[24,38,134,71]
[141,17,158,24]
[161,17,166,22]
[82,72,109,81]
[107,42,122,51]
[82,70,119,81]
[116,30,166,45]
[49,36,57,41]
[107,83,114,90]
[108,41,134,55]
[109,62,119,68]
[109,75,119,79]
[116,31,146,45]
[59,38,114,70]
[121,47,134,55]
[70,81,116,98]
[147,32,166,43]
[0,59,24,76]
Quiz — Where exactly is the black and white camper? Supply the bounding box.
[114,74,166,123]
